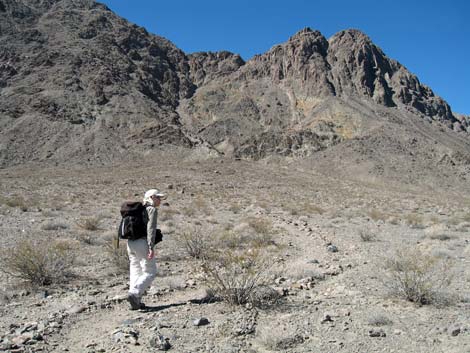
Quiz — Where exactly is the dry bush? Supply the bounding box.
[194,196,212,215]
[404,213,425,229]
[382,248,454,305]
[105,239,129,273]
[256,323,304,351]
[41,221,69,231]
[76,216,101,231]
[201,249,279,307]
[0,239,75,286]
[284,201,324,216]
[367,209,389,222]
[0,195,29,212]
[176,227,210,259]
[367,313,393,326]
[359,229,376,242]
[76,232,94,245]
[159,208,180,222]
[428,233,453,241]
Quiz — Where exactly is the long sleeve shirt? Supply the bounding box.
[145,205,158,250]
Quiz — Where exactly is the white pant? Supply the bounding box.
[127,238,157,297]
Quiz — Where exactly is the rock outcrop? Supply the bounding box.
[0,2,468,166]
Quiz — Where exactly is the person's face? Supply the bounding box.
[151,195,161,206]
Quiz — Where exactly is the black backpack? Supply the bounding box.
[118,201,147,240]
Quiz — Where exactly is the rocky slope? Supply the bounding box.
[0,0,468,171]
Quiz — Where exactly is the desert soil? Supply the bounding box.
[0,153,469,353]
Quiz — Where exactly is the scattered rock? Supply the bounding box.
[369,328,386,337]
[193,317,210,326]
[448,326,461,336]
[327,245,338,253]
[320,314,333,323]
[149,335,171,351]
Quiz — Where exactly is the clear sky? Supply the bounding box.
[99,0,469,115]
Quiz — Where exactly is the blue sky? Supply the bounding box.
[100,0,469,115]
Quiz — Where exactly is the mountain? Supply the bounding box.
[0,0,469,178]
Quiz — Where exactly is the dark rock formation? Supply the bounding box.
[0,2,467,167]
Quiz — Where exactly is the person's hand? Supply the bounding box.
[147,249,154,260]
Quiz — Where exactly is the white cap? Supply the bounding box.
[143,189,166,205]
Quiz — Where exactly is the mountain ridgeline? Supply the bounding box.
[0,0,469,168]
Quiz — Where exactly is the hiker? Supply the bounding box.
[126,189,165,310]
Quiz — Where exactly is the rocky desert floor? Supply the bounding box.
[0,152,469,353]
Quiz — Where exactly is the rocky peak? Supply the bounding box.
[188,51,245,86]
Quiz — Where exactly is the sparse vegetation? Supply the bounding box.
[0,239,75,286]
[359,229,376,242]
[201,249,278,307]
[382,248,454,305]
[367,313,393,326]
[105,239,129,273]
[76,216,101,231]
[41,221,69,231]
[0,195,29,212]
[176,227,210,259]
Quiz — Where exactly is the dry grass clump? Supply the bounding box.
[428,233,454,241]
[176,226,210,259]
[403,213,425,229]
[256,323,304,351]
[367,209,389,222]
[0,195,29,212]
[76,216,101,231]
[367,313,393,326]
[105,239,129,273]
[201,249,278,307]
[284,201,324,216]
[382,248,454,305]
[158,208,180,222]
[0,239,75,286]
[359,229,376,242]
[41,221,69,231]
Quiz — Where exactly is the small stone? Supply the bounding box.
[320,314,333,324]
[193,317,210,326]
[327,245,338,253]
[369,328,386,337]
[449,326,461,336]
[149,335,171,351]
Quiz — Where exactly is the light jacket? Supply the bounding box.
[144,205,158,250]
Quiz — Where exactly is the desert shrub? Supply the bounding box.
[0,239,75,286]
[256,324,304,351]
[359,229,376,242]
[428,233,453,241]
[404,213,425,229]
[105,239,129,273]
[382,248,454,305]
[284,202,324,216]
[0,195,29,212]
[176,227,210,259]
[76,232,94,245]
[367,313,393,326]
[41,221,69,231]
[201,249,278,307]
[76,216,101,231]
[367,209,389,222]
[159,208,180,222]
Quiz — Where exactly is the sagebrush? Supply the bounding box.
[382,248,454,305]
[0,239,75,286]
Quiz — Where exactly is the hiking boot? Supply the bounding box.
[127,294,141,310]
